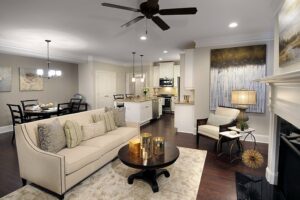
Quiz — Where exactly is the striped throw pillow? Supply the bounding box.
[92,111,117,132]
[64,120,83,148]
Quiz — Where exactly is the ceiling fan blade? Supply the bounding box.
[121,16,145,28]
[159,7,197,15]
[101,3,140,12]
[152,16,170,31]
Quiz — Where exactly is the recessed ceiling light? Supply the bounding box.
[140,35,147,40]
[159,58,163,61]
[229,22,238,28]
[163,50,168,54]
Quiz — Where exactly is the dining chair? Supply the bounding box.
[57,103,71,116]
[113,94,125,108]
[69,98,82,113]
[20,99,39,121]
[7,104,27,144]
[125,94,135,98]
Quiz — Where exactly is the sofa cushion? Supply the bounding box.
[207,113,234,126]
[198,125,220,140]
[37,119,66,153]
[80,134,124,155]
[64,120,83,148]
[81,121,106,141]
[57,146,101,175]
[108,127,139,143]
[106,107,126,127]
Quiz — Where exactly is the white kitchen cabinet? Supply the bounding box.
[124,101,153,126]
[153,66,160,88]
[171,96,178,112]
[184,49,194,90]
[159,62,174,79]
[174,104,195,134]
[158,98,163,116]
[173,65,180,87]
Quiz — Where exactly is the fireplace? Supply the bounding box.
[277,117,300,200]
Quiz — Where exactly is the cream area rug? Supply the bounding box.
[2,147,207,200]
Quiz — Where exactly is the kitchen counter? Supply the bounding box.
[115,97,156,103]
[174,101,194,105]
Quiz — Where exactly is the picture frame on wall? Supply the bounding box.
[279,0,300,67]
[0,66,12,92]
[19,68,44,91]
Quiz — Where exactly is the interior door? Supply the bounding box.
[95,70,116,108]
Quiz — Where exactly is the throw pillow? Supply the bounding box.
[92,111,117,132]
[106,107,126,127]
[81,121,106,141]
[64,120,83,148]
[37,119,66,153]
[207,113,234,126]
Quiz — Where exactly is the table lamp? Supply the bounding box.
[231,89,257,123]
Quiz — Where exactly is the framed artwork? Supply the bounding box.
[19,68,43,91]
[210,45,267,113]
[279,0,300,67]
[0,66,12,92]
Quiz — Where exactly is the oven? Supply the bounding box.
[159,94,172,113]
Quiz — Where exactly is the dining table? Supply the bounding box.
[24,107,58,119]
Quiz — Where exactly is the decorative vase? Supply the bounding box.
[140,133,152,159]
[152,137,165,155]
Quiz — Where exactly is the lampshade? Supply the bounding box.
[231,90,256,105]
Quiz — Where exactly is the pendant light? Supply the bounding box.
[36,40,62,78]
[140,54,145,83]
[131,52,136,82]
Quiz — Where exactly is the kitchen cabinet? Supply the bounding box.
[171,96,178,112]
[184,49,194,90]
[159,62,174,79]
[124,101,153,126]
[153,66,160,88]
[173,65,180,87]
[158,97,163,116]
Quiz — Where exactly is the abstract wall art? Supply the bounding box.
[210,45,267,113]
[19,68,43,91]
[0,66,12,92]
[279,0,300,67]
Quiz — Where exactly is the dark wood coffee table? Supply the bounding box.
[118,142,180,192]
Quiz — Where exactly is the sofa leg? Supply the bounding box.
[21,178,27,186]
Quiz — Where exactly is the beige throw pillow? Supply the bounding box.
[64,120,83,148]
[81,121,106,141]
[37,119,66,153]
[92,111,117,132]
[106,107,126,127]
[207,113,234,126]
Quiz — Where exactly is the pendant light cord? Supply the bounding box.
[132,52,136,77]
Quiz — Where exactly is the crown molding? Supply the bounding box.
[271,0,284,17]
[194,32,274,48]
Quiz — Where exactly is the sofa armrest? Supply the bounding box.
[126,121,140,129]
[219,120,237,132]
[16,125,66,195]
[196,118,208,134]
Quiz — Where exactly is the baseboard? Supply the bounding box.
[241,133,269,144]
[266,167,278,185]
[0,125,13,134]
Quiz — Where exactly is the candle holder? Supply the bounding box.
[140,133,152,159]
[153,137,165,155]
[129,138,140,155]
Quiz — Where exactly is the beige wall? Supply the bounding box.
[190,40,274,142]
[0,53,78,127]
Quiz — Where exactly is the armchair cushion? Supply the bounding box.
[198,125,219,140]
[215,107,240,119]
[207,113,235,127]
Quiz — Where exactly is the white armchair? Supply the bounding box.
[196,107,240,145]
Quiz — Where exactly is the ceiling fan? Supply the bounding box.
[101,0,197,31]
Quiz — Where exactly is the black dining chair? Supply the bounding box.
[7,104,27,144]
[57,98,83,116]
[113,94,125,108]
[57,103,71,116]
[20,99,39,121]
[69,98,82,113]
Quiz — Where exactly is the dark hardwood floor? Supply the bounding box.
[0,114,268,199]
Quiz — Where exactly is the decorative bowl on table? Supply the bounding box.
[40,103,54,110]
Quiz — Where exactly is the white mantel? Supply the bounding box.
[258,70,300,185]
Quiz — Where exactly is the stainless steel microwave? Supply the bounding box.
[159,78,174,87]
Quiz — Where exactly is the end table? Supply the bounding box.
[229,127,256,149]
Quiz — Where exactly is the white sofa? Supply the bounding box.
[196,107,240,145]
[15,108,139,198]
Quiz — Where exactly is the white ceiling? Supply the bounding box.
[0,0,275,65]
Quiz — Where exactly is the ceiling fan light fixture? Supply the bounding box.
[159,58,163,61]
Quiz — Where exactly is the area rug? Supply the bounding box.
[2,147,206,200]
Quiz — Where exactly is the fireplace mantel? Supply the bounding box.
[258,70,300,185]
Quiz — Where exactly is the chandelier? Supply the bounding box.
[36,40,62,78]
[131,52,145,83]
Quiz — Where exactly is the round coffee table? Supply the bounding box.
[118,142,179,193]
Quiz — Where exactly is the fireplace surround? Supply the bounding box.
[259,70,300,187]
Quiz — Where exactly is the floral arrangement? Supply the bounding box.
[143,88,150,96]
